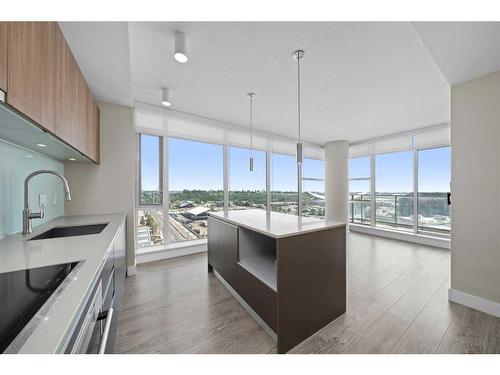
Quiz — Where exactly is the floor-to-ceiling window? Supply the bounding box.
[349,156,371,225]
[137,134,165,248]
[229,146,266,210]
[417,146,451,236]
[375,150,414,232]
[302,158,325,217]
[347,126,451,239]
[134,103,325,251]
[271,152,298,215]
[168,138,224,243]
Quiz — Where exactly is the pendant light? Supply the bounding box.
[293,49,304,165]
[247,92,256,172]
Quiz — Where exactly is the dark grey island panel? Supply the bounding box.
[207,210,346,353]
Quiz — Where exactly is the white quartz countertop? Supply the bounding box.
[209,209,345,238]
[0,214,126,353]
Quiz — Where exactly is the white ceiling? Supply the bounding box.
[413,22,500,85]
[59,22,133,107]
[58,22,499,145]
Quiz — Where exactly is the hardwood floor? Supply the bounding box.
[115,232,500,354]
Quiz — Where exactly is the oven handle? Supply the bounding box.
[97,307,114,354]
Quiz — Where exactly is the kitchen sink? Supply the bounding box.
[29,223,108,241]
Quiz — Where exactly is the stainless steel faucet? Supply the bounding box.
[23,170,72,234]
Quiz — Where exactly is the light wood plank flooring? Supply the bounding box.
[115,232,500,354]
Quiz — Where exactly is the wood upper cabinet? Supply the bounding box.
[87,100,100,163]
[54,25,77,147]
[75,68,89,154]
[0,22,7,92]
[5,21,100,163]
[7,22,46,127]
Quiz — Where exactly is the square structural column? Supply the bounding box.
[325,140,349,222]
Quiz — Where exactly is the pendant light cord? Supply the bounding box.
[297,54,301,144]
[250,94,253,157]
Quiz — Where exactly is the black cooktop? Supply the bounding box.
[0,262,78,353]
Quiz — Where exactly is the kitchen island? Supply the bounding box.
[207,209,346,353]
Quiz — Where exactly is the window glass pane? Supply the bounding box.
[302,179,325,217]
[271,153,298,215]
[140,134,162,205]
[168,138,224,242]
[349,180,371,225]
[375,151,414,232]
[302,158,324,179]
[349,156,370,179]
[137,209,164,247]
[418,146,451,235]
[229,147,266,210]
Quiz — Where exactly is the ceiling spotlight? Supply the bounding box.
[36,143,47,148]
[26,155,33,158]
[69,158,76,161]
[174,31,188,63]
[162,88,172,107]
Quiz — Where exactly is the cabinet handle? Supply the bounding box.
[97,308,114,354]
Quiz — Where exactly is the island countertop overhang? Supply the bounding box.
[209,209,345,239]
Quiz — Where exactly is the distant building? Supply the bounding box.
[180,200,195,208]
[184,206,211,220]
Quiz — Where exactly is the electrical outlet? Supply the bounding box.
[53,193,58,206]
[39,194,47,207]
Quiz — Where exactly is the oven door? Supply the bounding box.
[71,282,102,354]
[86,306,114,354]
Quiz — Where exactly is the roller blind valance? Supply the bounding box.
[348,124,450,157]
[349,143,370,158]
[414,125,450,149]
[134,102,325,160]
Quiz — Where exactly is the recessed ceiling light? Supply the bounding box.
[174,31,188,63]
[36,143,47,147]
[69,158,76,161]
[26,155,33,158]
[162,87,172,107]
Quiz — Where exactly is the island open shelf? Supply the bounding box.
[207,209,346,353]
[238,226,277,291]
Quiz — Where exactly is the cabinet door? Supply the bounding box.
[207,217,239,286]
[0,22,7,92]
[87,99,100,163]
[54,25,77,146]
[74,68,89,154]
[7,22,46,126]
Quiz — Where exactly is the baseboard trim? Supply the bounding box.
[126,265,137,276]
[448,288,500,318]
[213,269,277,343]
[136,242,207,264]
[349,224,450,249]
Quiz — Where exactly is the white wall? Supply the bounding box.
[64,102,135,271]
[325,140,349,223]
[450,70,500,308]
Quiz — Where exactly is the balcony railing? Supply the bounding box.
[349,192,451,235]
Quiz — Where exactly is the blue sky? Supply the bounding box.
[141,135,325,192]
[141,135,449,193]
[349,147,451,193]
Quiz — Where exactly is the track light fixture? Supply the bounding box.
[162,87,171,107]
[174,31,188,63]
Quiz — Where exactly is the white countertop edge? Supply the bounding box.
[55,214,126,353]
[209,211,345,239]
[0,213,127,354]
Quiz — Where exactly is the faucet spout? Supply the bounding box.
[23,170,72,234]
